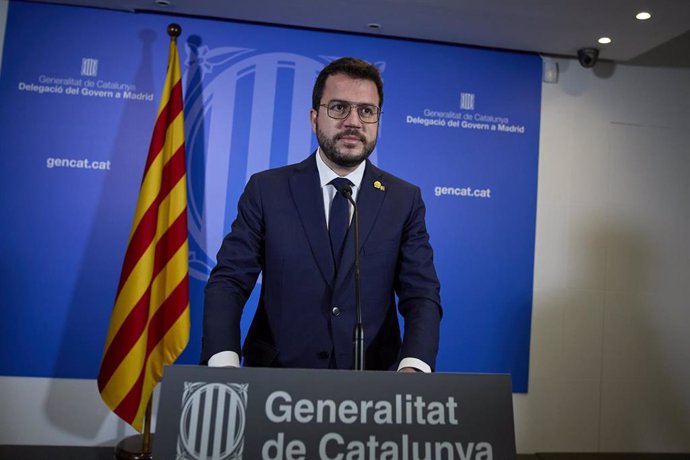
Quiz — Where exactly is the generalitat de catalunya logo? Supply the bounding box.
[81,57,98,77]
[178,382,248,460]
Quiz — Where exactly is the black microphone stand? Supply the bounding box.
[341,185,364,371]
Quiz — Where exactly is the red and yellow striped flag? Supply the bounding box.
[98,30,189,432]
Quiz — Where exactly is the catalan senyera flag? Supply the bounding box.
[98,32,189,432]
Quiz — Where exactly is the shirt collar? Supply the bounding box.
[316,148,366,189]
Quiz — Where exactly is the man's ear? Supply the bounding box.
[309,108,318,133]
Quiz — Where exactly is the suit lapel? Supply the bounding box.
[335,161,386,286]
[289,154,335,288]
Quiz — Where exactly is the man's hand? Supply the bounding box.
[398,367,420,373]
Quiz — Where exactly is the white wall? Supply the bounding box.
[0,15,689,450]
[514,58,690,453]
[0,376,143,446]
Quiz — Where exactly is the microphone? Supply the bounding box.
[339,184,364,371]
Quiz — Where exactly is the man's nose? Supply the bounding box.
[343,106,363,127]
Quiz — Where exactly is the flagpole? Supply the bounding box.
[114,396,154,460]
[142,398,153,454]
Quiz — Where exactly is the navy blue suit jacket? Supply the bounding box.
[202,154,442,370]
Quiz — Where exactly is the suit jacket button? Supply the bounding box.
[317,351,330,360]
[331,307,341,317]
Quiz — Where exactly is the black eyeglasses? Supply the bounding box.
[319,100,382,123]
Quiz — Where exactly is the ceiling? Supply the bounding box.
[20,0,690,67]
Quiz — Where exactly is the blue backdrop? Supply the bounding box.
[0,2,541,391]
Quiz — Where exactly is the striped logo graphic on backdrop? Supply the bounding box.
[97,34,190,432]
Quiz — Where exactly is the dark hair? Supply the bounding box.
[312,57,384,110]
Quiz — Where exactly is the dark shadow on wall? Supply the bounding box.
[598,225,689,449]
[176,34,209,365]
[554,59,618,98]
[526,212,690,451]
[183,34,209,265]
[592,61,616,79]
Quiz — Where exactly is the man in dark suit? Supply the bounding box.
[202,57,442,372]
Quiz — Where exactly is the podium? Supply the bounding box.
[154,366,516,459]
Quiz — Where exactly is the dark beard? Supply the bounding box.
[316,124,377,169]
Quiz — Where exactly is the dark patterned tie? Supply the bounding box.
[328,177,353,263]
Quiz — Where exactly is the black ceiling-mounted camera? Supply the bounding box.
[577,48,600,68]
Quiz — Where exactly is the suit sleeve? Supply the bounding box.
[396,186,443,370]
[201,175,264,364]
